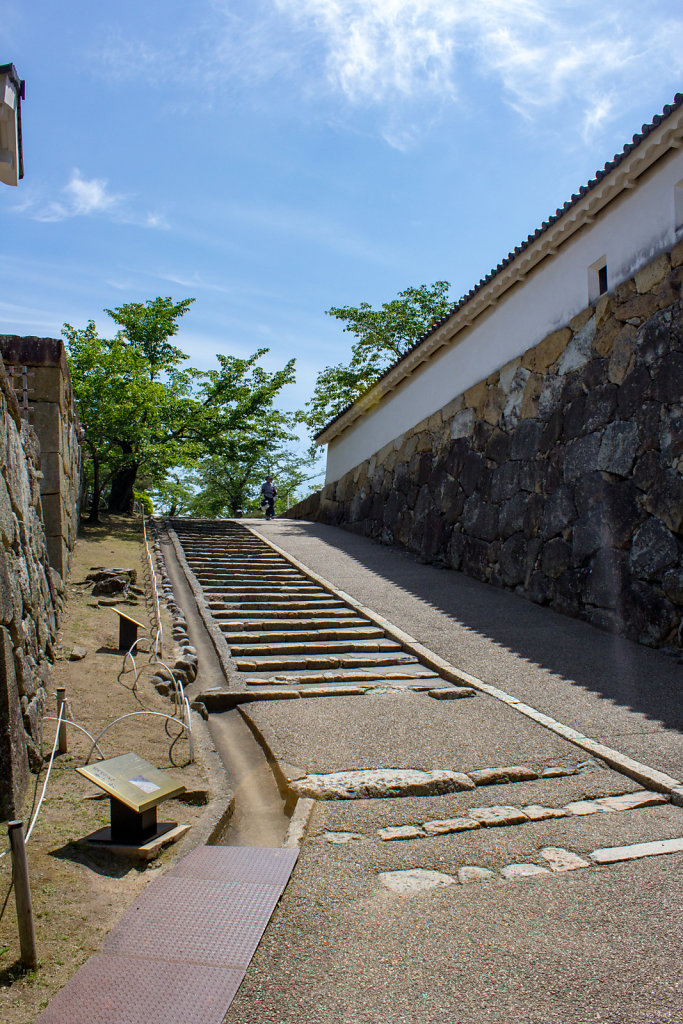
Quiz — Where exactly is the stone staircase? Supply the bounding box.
[170,520,446,692]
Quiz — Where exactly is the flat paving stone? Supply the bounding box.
[590,836,683,864]
[378,869,456,893]
[539,847,591,872]
[500,863,550,879]
[458,866,497,883]
[290,767,475,800]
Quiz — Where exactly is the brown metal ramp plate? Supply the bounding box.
[36,845,298,1024]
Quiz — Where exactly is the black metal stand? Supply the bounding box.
[117,615,139,651]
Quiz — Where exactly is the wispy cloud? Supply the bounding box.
[89,1,683,148]
[274,0,683,138]
[12,169,168,227]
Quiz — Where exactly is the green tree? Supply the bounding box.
[104,296,194,376]
[303,281,452,444]
[65,301,299,519]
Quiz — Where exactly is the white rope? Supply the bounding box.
[24,702,64,843]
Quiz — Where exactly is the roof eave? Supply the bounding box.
[316,97,683,448]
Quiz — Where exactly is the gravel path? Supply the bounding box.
[220,518,683,1024]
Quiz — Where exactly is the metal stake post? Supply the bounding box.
[8,821,37,969]
[56,687,67,754]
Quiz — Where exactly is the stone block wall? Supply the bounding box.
[291,245,683,653]
[0,354,65,817]
[0,336,82,576]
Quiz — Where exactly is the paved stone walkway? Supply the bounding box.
[215,518,683,1024]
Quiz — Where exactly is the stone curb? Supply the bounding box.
[149,522,236,853]
[247,524,683,798]
[164,524,240,687]
[282,798,316,848]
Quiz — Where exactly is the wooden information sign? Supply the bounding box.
[77,753,185,846]
[112,608,146,651]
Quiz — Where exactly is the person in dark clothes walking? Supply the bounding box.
[260,475,277,520]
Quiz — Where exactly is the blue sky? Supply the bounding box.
[2,1,683,480]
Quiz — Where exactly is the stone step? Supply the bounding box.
[220,599,346,611]
[209,607,357,619]
[187,558,298,566]
[198,589,319,598]
[242,666,441,685]
[218,615,368,629]
[230,638,402,656]
[197,576,305,585]
[235,652,418,671]
[222,627,386,643]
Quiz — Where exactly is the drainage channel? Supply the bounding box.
[159,530,291,847]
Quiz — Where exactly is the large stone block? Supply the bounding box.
[556,318,595,376]
[510,419,543,461]
[533,327,571,373]
[572,505,612,565]
[497,533,527,586]
[28,365,62,403]
[629,519,679,580]
[29,400,61,453]
[586,548,628,609]
[651,351,683,404]
[597,421,639,476]
[644,469,683,533]
[607,325,638,384]
[563,433,602,482]
[0,625,29,817]
[539,485,576,541]
[617,580,679,646]
[616,365,651,419]
[635,252,671,294]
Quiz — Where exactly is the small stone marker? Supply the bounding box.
[321,831,364,844]
[377,825,424,841]
[379,869,455,894]
[428,686,476,700]
[500,863,550,880]
[523,805,569,821]
[467,805,529,827]
[540,847,590,872]
[458,866,496,884]
[596,792,667,812]
[469,766,537,785]
[564,799,602,815]
[422,817,480,836]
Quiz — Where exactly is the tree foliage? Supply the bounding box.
[65,297,299,519]
[302,281,452,444]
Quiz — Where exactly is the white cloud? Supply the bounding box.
[13,170,167,227]
[90,1,683,148]
[274,0,682,109]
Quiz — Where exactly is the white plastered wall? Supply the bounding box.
[325,147,683,484]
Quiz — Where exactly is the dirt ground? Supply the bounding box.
[0,515,212,1024]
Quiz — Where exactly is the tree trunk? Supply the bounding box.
[108,463,139,513]
[88,456,101,524]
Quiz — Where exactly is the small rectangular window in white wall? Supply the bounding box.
[588,255,608,302]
